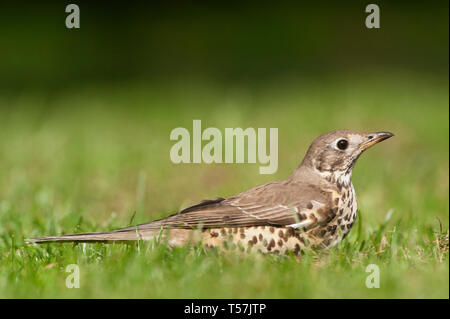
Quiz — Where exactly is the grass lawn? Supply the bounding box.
[0,72,448,298]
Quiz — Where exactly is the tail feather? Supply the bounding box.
[26,228,158,244]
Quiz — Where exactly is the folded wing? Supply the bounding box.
[119,180,335,232]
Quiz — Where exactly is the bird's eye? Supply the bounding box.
[336,139,348,150]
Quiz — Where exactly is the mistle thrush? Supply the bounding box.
[28,130,394,255]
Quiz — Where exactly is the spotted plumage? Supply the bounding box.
[27,130,394,255]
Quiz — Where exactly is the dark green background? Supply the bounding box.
[0,1,447,91]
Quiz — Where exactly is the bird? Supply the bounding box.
[27,130,394,255]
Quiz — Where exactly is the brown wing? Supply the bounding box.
[117,179,336,232]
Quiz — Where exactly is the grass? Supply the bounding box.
[0,72,448,298]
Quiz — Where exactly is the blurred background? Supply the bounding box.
[0,0,448,299]
[0,0,448,245]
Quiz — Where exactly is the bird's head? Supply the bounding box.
[299,130,394,181]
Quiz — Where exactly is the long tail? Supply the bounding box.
[26,227,160,244]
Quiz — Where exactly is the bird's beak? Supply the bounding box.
[358,132,394,151]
